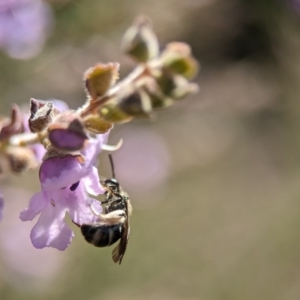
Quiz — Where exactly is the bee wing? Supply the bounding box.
[112,200,130,264]
[112,222,130,264]
[112,241,121,264]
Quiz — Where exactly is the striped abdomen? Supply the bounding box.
[81,223,123,247]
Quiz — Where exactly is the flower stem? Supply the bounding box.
[9,132,46,147]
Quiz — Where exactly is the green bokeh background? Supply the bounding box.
[2,0,300,299]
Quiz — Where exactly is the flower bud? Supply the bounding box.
[29,98,54,133]
[121,15,159,63]
[155,68,177,97]
[141,75,174,109]
[153,67,199,101]
[118,86,153,118]
[169,75,199,100]
[147,91,174,109]
[99,79,155,123]
[160,42,199,79]
[0,104,23,140]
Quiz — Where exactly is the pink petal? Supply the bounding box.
[82,166,105,196]
[20,191,47,221]
[65,184,102,225]
[81,131,110,169]
[30,201,73,251]
[40,156,83,190]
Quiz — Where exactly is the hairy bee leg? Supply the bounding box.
[90,201,125,223]
[99,210,126,224]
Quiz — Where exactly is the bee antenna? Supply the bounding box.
[108,153,116,179]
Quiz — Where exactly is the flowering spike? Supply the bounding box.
[0,16,199,252]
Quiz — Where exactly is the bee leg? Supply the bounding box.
[99,210,126,224]
[72,220,80,227]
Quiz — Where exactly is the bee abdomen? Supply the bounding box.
[81,223,123,247]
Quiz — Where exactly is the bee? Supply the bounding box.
[79,154,132,264]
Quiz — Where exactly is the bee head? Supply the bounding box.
[104,178,120,193]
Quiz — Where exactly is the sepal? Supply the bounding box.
[121,15,159,63]
[160,42,199,79]
[85,63,119,101]
[29,99,55,133]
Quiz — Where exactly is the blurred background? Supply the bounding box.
[1,0,300,299]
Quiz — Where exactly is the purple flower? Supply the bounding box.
[0,192,4,221]
[20,133,109,250]
[0,0,53,59]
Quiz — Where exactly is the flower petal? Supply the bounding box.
[40,131,111,191]
[30,201,73,251]
[81,131,110,169]
[40,156,83,190]
[65,183,102,225]
[20,191,47,221]
[82,166,105,195]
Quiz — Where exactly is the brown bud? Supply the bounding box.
[29,98,54,133]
